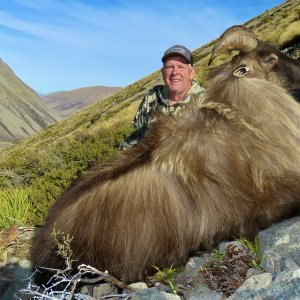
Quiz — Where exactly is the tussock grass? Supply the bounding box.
[0,188,33,229]
[278,20,300,46]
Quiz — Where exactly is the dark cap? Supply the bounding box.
[161,45,193,65]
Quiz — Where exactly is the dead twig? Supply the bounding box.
[20,264,133,300]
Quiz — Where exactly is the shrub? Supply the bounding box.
[0,120,133,225]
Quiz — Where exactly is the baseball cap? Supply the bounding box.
[161,45,193,65]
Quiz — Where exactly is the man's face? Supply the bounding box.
[161,55,195,98]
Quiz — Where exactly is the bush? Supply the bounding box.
[0,120,132,225]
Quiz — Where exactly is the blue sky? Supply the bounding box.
[0,0,284,94]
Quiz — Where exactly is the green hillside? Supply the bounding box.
[0,0,299,228]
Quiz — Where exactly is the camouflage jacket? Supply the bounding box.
[120,80,205,148]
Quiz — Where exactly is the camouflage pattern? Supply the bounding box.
[120,80,205,149]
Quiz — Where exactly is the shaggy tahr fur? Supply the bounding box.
[32,50,300,284]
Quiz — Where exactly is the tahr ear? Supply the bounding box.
[261,53,278,71]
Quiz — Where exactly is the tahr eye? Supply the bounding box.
[233,66,250,77]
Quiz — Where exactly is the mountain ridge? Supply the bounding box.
[0,59,60,148]
[42,85,122,118]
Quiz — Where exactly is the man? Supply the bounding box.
[120,45,205,149]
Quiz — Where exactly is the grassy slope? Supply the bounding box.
[0,0,299,226]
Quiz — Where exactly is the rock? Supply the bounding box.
[183,280,224,300]
[129,282,149,290]
[230,272,273,294]
[218,241,244,253]
[176,256,207,281]
[245,267,264,278]
[0,258,32,300]
[2,217,300,299]
[259,216,300,274]
[92,283,118,298]
[132,288,180,300]
[161,291,182,299]
[228,217,300,299]
[228,270,300,299]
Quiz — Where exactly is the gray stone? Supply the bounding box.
[0,259,33,300]
[183,280,224,300]
[176,256,207,281]
[129,282,148,290]
[259,216,300,274]
[161,291,181,299]
[245,267,264,278]
[219,240,244,253]
[92,283,116,297]
[227,218,300,299]
[132,288,179,300]
[284,257,300,272]
[229,269,300,299]
[234,273,273,293]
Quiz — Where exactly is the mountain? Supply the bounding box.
[42,86,122,118]
[0,59,60,148]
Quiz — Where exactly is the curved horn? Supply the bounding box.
[208,25,258,65]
